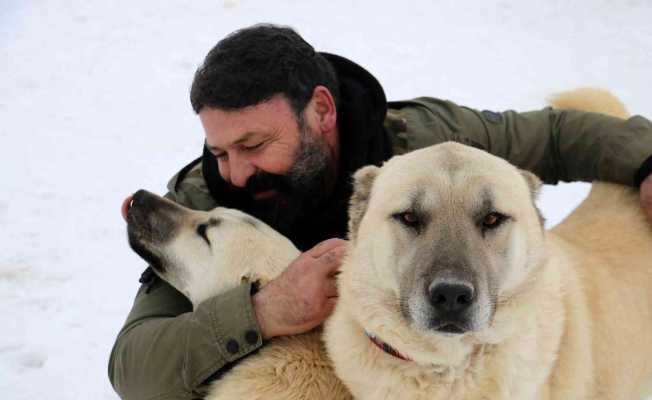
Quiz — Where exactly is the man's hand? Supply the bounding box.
[252,238,346,339]
[641,175,652,221]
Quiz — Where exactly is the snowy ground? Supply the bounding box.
[1,0,651,399]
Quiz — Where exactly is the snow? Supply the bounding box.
[1,0,650,398]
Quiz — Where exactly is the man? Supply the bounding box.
[109,24,652,399]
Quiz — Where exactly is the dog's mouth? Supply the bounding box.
[429,318,472,335]
[127,214,166,272]
[435,323,466,335]
[126,203,153,245]
[128,233,166,273]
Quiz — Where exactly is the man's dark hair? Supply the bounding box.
[190,24,339,117]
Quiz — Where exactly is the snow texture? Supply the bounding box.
[1,0,651,399]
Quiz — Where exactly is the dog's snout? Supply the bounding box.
[131,189,156,210]
[428,282,475,313]
[126,189,184,245]
[129,189,182,216]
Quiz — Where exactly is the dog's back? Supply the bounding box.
[550,88,643,245]
[547,89,652,399]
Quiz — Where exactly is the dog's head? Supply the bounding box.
[126,190,299,307]
[344,142,546,343]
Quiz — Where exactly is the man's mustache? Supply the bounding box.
[242,171,294,197]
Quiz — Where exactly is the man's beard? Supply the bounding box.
[242,121,335,234]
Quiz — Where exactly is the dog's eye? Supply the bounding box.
[482,212,508,231]
[393,211,421,230]
[196,223,211,245]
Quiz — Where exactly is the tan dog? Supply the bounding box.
[325,89,652,399]
[126,193,351,400]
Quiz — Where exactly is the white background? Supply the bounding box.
[1,0,651,398]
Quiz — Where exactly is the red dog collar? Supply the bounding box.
[364,330,412,361]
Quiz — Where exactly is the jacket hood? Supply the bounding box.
[321,52,390,179]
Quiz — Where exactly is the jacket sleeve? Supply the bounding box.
[108,165,264,400]
[387,97,652,186]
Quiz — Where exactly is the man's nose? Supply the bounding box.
[229,154,256,188]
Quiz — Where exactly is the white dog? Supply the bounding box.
[126,193,351,399]
[324,89,652,399]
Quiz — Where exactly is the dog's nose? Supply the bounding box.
[429,282,475,313]
[128,189,185,223]
[131,189,150,206]
[130,189,162,211]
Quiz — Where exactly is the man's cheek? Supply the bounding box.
[217,160,230,182]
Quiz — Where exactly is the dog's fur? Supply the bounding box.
[126,193,351,399]
[324,88,652,399]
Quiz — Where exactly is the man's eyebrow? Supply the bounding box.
[207,132,258,153]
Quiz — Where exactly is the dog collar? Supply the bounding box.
[364,330,412,361]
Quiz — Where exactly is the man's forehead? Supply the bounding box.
[199,96,295,126]
[205,131,258,152]
[199,97,296,148]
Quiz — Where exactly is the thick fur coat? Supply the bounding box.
[324,89,652,399]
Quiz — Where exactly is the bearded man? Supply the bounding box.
[109,24,652,400]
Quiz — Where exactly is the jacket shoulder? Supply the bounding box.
[166,158,218,211]
[385,98,457,155]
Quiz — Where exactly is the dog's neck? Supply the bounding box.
[364,330,413,361]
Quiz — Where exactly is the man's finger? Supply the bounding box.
[316,246,346,274]
[307,238,346,259]
[324,278,337,298]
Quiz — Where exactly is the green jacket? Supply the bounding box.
[108,58,652,400]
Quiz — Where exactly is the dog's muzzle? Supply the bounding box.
[126,190,183,272]
[427,280,476,334]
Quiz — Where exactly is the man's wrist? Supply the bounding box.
[252,289,276,340]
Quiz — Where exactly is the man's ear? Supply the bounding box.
[348,165,380,241]
[310,85,337,133]
[520,170,545,226]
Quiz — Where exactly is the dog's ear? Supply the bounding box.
[520,170,545,226]
[348,165,380,241]
[520,170,542,196]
